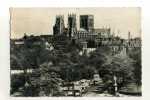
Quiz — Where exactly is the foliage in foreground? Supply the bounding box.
[10,36,141,96]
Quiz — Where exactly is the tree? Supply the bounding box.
[88,47,112,69]
[10,36,58,96]
[29,62,62,96]
[11,74,25,95]
[102,53,135,87]
[128,47,142,90]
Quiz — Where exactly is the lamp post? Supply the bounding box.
[24,81,30,96]
[113,75,119,96]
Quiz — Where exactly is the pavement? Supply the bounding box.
[83,92,113,97]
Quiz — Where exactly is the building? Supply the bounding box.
[12,14,141,57]
[94,28,111,38]
[53,15,65,35]
[80,15,94,32]
[68,14,77,38]
[127,37,141,50]
[127,31,141,48]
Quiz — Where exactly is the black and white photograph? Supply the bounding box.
[10,8,141,97]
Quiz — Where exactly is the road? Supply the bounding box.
[82,85,113,97]
[82,85,130,97]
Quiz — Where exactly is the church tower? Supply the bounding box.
[53,15,65,35]
[68,14,77,38]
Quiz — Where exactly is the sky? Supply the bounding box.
[10,7,141,39]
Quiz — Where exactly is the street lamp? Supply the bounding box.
[113,75,119,96]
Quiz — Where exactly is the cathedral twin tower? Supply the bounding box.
[53,14,94,37]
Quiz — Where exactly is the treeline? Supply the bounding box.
[10,36,141,96]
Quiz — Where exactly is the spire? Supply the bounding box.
[128,31,131,41]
